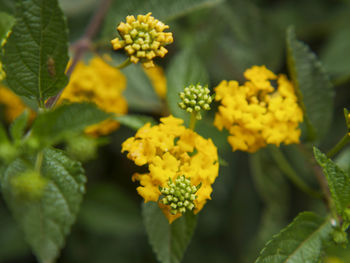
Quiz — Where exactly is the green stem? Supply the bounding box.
[327,134,350,158]
[116,58,131,69]
[269,146,322,199]
[189,112,197,131]
[35,151,44,173]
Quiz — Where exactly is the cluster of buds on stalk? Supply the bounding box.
[159,175,201,215]
[178,84,213,120]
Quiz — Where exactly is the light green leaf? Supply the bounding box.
[166,48,209,122]
[1,0,69,106]
[114,114,156,130]
[142,202,197,263]
[102,0,223,39]
[1,148,86,263]
[286,27,334,141]
[31,103,110,147]
[10,110,29,142]
[0,11,14,42]
[314,147,350,215]
[255,212,333,263]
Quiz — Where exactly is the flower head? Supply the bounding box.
[214,65,303,153]
[58,56,127,136]
[0,84,35,122]
[178,83,213,120]
[122,115,219,223]
[111,12,173,68]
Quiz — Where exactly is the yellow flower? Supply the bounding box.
[143,64,167,98]
[122,115,219,223]
[214,65,303,153]
[58,56,127,137]
[0,84,34,122]
[111,12,173,68]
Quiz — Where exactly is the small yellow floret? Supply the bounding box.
[122,115,219,223]
[214,65,303,153]
[111,12,173,68]
[58,56,127,136]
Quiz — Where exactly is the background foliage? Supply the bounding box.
[0,0,350,262]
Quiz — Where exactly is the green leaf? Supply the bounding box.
[286,27,335,141]
[255,212,333,263]
[1,0,69,106]
[142,202,197,263]
[166,48,209,121]
[122,64,162,112]
[10,110,29,142]
[1,148,86,263]
[114,114,156,130]
[250,150,290,250]
[314,147,350,215]
[102,0,223,39]
[0,11,14,42]
[31,103,110,147]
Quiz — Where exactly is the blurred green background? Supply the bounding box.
[1,0,350,262]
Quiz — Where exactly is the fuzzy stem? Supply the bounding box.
[327,134,350,158]
[189,112,197,131]
[116,58,131,69]
[269,146,322,199]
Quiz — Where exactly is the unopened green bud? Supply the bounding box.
[178,83,213,120]
[159,175,201,215]
[11,170,48,201]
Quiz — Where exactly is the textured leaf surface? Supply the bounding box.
[102,0,223,39]
[1,148,86,263]
[114,114,156,130]
[166,48,209,121]
[142,202,197,263]
[31,103,110,146]
[286,27,334,141]
[255,212,332,263]
[1,0,69,105]
[314,147,350,215]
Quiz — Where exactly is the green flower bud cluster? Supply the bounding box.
[159,175,201,215]
[178,84,213,120]
[10,170,48,201]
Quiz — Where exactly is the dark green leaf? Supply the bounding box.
[314,147,350,215]
[114,114,156,130]
[142,202,197,263]
[102,0,223,39]
[0,11,14,42]
[166,48,209,121]
[31,103,110,146]
[1,148,86,263]
[2,0,69,106]
[286,27,334,141]
[10,110,29,142]
[255,212,333,263]
[250,150,289,250]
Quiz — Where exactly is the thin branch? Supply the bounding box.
[45,0,112,108]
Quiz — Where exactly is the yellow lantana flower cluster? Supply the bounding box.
[122,115,219,223]
[214,65,303,153]
[0,84,33,122]
[58,56,127,136]
[111,12,173,68]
